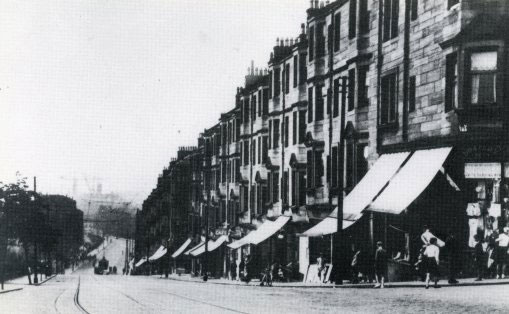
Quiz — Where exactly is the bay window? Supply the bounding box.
[469,51,498,106]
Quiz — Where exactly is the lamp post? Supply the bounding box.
[334,76,347,285]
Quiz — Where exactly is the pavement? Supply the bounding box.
[160,273,509,289]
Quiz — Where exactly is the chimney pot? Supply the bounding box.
[314,0,318,8]
[310,0,313,8]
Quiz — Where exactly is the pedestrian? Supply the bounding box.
[317,253,325,282]
[374,241,387,289]
[474,234,485,281]
[423,237,440,289]
[495,227,509,279]
[351,248,361,284]
[445,231,460,284]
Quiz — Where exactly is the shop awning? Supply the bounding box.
[184,242,205,256]
[250,215,290,245]
[228,215,291,249]
[343,152,411,221]
[190,235,229,257]
[368,147,452,215]
[135,256,147,267]
[148,245,167,261]
[300,208,355,237]
[171,238,192,258]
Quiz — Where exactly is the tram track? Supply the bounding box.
[73,277,90,314]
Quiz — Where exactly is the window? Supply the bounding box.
[258,137,261,164]
[243,141,249,165]
[298,172,306,206]
[283,171,289,205]
[348,69,356,111]
[268,120,272,149]
[242,186,249,212]
[328,24,333,52]
[314,151,324,187]
[272,171,279,203]
[263,88,269,115]
[380,72,398,125]
[333,79,340,117]
[469,51,498,106]
[262,136,268,164]
[258,90,262,117]
[326,154,331,183]
[284,116,289,148]
[252,139,256,165]
[292,111,297,145]
[285,63,290,94]
[299,111,306,144]
[293,56,298,88]
[349,0,357,39]
[409,76,416,112]
[326,87,332,115]
[299,54,307,84]
[274,68,281,97]
[315,86,324,121]
[308,87,314,122]
[448,0,459,10]
[358,65,369,107]
[309,25,315,61]
[411,0,418,21]
[291,170,297,206]
[346,142,355,189]
[306,151,313,189]
[383,0,399,42]
[356,144,368,183]
[359,0,369,34]
[316,23,325,58]
[243,98,249,123]
[331,146,338,188]
[268,70,273,99]
[251,95,256,120]
[273,119,280,148]
[334,13,341,52]
[445,53,458,112]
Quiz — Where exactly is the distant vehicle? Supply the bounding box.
[94,256,109,275]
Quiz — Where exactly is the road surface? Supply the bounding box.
[2,238,509,313]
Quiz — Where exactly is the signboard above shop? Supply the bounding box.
[464,162,509,179]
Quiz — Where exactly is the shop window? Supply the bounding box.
[359,0,369,34]
[315,86,324,121]
[293,56,298,88]
[334,13,341,52]
[299,54,307,84]
[299,111,306,144]
[349,0,357,39]
[409,76,416,112]
[333,79,340,117]
[348,68,356,111]
[469,51,498,106]
[309,25,315,61]
[273,119,280,148]
[380,72,398,126]
[293,111,297,145]
[308,87,314,122]
[383,0,399,42]
[411,0,418,21]
[284,116,289,148]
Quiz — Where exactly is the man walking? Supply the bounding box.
[446,231,460,284]
[374,241,387,289]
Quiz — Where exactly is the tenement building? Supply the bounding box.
[136,0,509,282]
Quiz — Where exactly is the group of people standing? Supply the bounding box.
[474,226,509,281]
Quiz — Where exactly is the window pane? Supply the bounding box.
[470,51,497,71]
[476,73,496,105]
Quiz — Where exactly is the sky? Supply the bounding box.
[0,0,309,208]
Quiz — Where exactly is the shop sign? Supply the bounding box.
[464,163,501,179]
[214,228,229,236]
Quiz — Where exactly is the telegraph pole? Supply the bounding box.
[203,138,211,281]
[33,176,38,284]
[334,76,347,285]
